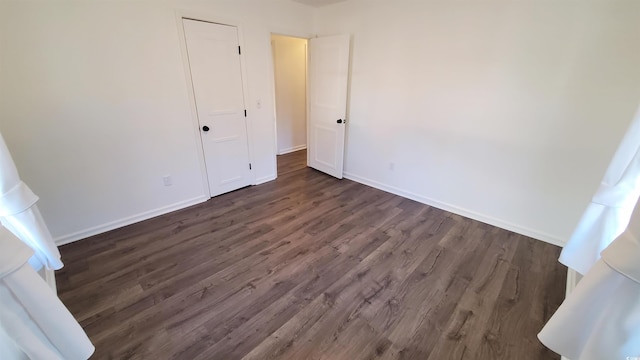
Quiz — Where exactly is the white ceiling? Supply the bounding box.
[291,0,349,7]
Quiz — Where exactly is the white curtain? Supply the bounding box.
[539,106,640,359]
[0,226,95,360]
[559,105,640,275]
[0,132,94,358]
[0,133,62,271]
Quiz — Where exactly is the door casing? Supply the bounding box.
[175,10,255,197]
[269,33,351,179]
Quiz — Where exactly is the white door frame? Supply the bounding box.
[174,10,256,196]
[268,30,314,175]
[271,34,309,156]
[269,32,351,178]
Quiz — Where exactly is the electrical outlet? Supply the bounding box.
[256,99,262,109]
[389,162,395,171]
[163,175,172,186]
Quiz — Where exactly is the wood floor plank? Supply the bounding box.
[366,221,491,357]
[196,201,436,358]
[425,233,520,360]
[56,150,566,360]
[235,209,444,360]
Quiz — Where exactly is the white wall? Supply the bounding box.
[2,0,639,247]
[0,0,314,244]
[272,35,308,155]
[315,0,640,245]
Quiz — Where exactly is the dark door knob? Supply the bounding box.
[202,126,210,132]
[336,119,343,124]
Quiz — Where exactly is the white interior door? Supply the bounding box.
[183,19,252,197]
[308,35,350,179]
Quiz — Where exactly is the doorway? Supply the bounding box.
[271,34,350,179]
[271,34,308,175]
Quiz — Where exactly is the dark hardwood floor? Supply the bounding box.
[277,149,307,175]
[57,149,566,360]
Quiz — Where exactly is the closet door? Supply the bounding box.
[183,19,252,197]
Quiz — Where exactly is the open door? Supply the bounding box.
[308,35,350,179]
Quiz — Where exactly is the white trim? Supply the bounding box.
[268,31,311,185]
[271,37,280,169]
[255,174,277,185]
[174,11,212,198]
[305,38,311,171]
[54,195,208,246]
[174,10,257,195]
[343,171,567,247]
[270,30,314,41]
[278,145,307,155]
[236,23,258,187]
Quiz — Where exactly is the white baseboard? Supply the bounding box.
[255,174,277,185]
[343,171,566,248]
[54,195,209,246]
[277,145,306,155]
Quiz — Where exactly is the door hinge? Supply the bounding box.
[249,163,252,170]
[244,109,247,117]
[238,46,241,55]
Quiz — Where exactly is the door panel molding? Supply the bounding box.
[174,11,255,197]
[308,34,350,179]
[182,18,253,197]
